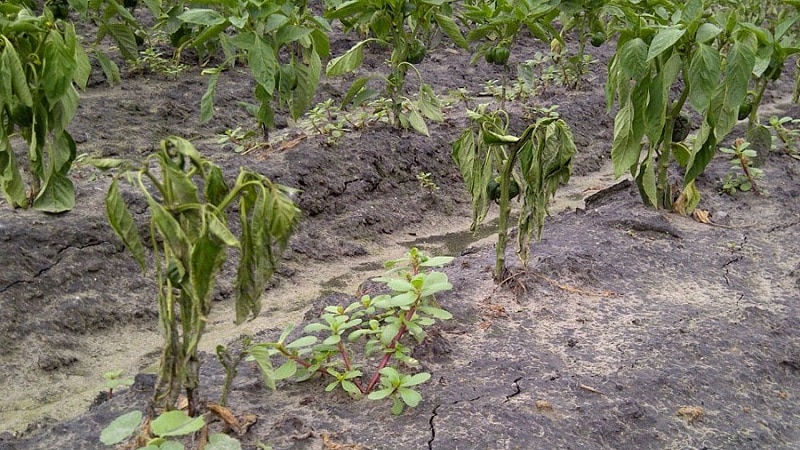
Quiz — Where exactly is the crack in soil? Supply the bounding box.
[427,404,440,450]
[0,241,109,293]
[504,376,524,403]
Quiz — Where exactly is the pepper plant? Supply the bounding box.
[0,4,90,212]
[606,0,759,213]
[460,0,560,107]
[732,11,800,167]
[90,136,299,415]
[451,104,576,280]
[324,0,467,135]
[158,0,331,137]
[246,248,453,415]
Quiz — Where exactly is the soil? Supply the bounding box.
[2,7,800,450]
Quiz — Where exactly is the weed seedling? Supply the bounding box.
[719,139,765,195]
[102,369,134,399]
[246,248,453,414]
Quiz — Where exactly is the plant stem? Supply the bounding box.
[494,142,521,281]
[364,304,418,393]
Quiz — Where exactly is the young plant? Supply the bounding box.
[606,0,759,213]
[246,248,453,414]
[0,4,90,212]
[102,369,135,399]
[89,136,299,415]
[324,0,467,134]
[768,115,800,160]
[451,104,576,280]
[719,138,764,196]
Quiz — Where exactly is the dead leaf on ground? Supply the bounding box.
[693,209,712,224]
[535,400,553,411]
[206,402,258,436]
[677,405,704,424]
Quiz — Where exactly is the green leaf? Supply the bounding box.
[105,179,145,270]
[482,129,519,145]
[419,272,453,297]
[207,214,239,247]
[286,335,317,348]
[402,372,431,387]
[406,107,429,136]
[341,380,360,395]
[200,71,219,124]
[3,45,32,108]
[367,387,394,400]
[695,23,722,44]
[687,44,720,112]
[249,36,277,96]
[150,410,205,437]
[94,49,121,85]
[341,75,375,109]
[178,9,226,26]
[419,256,453,267]
[189,233,226,307]
[100,410,142,445]
[206,433,243,450]
[106,23,139,61]
[326,40,369,77]
[0,138,29,208]
[634,152,657,207]
[33,171,75,213]
[647,27,685,62]
[619,38,648,81]
[434,13,468,49]
[398,387,422,407]
[273,360,297,380]
[417,306,452,320]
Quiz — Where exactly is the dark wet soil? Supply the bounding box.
[2,5,800,450]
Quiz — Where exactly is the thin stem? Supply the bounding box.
[364,304,418,393]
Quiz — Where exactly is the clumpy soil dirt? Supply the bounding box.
[2,8,800,450]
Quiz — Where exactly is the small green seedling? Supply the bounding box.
[102,369,134,399]
[719,139,765,196]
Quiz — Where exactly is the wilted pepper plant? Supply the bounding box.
[452,104,576,280]
[89,136,300,415]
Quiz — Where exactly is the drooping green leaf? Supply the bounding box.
[93,49,121,84]
[326,40,369,77]
[3,44,33,108]
[687,44,720,112]
[0,138,28,208]
[200,70,219,124]
[106,23,139,61]
[32,171,75,213]
[634,151,657,207]
[249,36,277,96]
[105,179,146,270]
[434,13,468,49]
